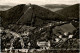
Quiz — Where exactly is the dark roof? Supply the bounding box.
[52,23,76,34]
[60,23,76,33]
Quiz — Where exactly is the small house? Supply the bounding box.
[37,41,50,49]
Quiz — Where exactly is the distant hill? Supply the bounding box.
[0,4,67,28]
[0,5,13,11]
[56,4,79,21]
[43,4,69,8]
[42,4,69,12]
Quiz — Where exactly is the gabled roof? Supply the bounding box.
[52,23,76,34]
[60,23,76,33]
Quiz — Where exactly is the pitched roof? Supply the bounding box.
[60,23,76,33]
[52,23,76,34]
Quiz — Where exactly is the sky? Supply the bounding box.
[0,0,79,6]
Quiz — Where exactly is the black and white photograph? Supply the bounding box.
[0,0,79,53]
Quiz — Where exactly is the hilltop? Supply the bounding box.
[0,4,67,28]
